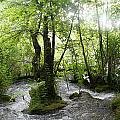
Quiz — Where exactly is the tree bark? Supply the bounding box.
[77,2,93,87]
[50,1,55,70]
[107,55,112,85]
[30,6,42,80]
[78,24,93,87]
[54,19,74,75]
[31,31,41,80]
[95,0,104,76]
[43,15,56,99]
[30,0,42,80]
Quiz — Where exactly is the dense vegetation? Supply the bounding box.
[0,0,120,117]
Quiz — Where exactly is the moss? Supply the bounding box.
[69,92,81,99]
[111,95,120,120]
[29,82,66,114]
[111,95,120,110]
[0,94,11,103]
[95,85,110,92]
[114,107,120,120]
[29,99,66,114]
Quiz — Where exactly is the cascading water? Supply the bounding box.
[0,80,115,120]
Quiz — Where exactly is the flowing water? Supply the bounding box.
[0,80,115,120]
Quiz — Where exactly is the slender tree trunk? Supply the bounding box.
[107,55,112,85]
[89,30,101,70]
[106,31,110,83]
[51,23,55,70]
[62,60,69,91]
[106,31,109,62]
[78,24,93,87]
[95,0,104,76]
[31,32,41,80]
[70,39,79,82]
[54,19,74,75]
[105,2,112,84]
[43,15,56,99]
[30,2,42,80]
[77,2,93,87]
[50,1,55,69]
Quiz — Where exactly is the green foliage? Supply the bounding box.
[0,30,33,92]
[0,46,13,94]
[0,0,119,109]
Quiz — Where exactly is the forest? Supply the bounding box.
[0,0,120,120]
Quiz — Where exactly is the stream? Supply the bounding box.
[0,79,115,120]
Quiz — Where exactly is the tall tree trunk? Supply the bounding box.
[105,1,111,84]
[89,30,101,70]
[70,39,79,82]
[106,31,110,83]
[95,0,104,76]
[54,18,74,75]
[77,2,93,87]
[30,2,42,80]
[43,15,56,99]
[78,24,93,87]
[107,55,112,85]
[31,31,41,80]
[50,1,55,71]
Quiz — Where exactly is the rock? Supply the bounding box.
[81,113,97,120]
[29,83,66,114]
[81,91,93,99]
[69,92,81,100]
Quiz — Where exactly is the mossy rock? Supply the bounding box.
[111,95,120,120]
[114,107,120,120]
[29,99,66,114]
[69,92,81,99]
[29,82,66,114]
[111,95,120,110]
[95,85,110,93]
[0,94,11,103]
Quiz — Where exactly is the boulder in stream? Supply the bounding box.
[69,92,81,100]
[29,82,67,114]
